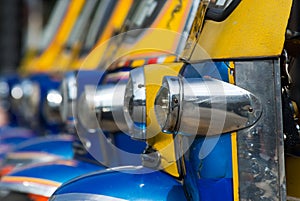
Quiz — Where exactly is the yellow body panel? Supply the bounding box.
[72,0,133,70]
[112,0,194,65]
[144,63,184,177]
[54,43,81,71]
[229,62,239,201]
[286,156,300,198]
[24,0,85,73]
[188,0,293,61]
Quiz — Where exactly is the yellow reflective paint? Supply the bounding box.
[73,0,133,70]
[131,59,145,67]
[24,0,85,73]
[228,61,239,201]
[101,0,194,70]
[190,0,293,61]
[286,156,300,198]
[144,62,184,177]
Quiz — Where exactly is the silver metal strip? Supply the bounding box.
[235,60,286,201]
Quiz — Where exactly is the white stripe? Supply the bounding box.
[51,193,129,201]
[157,56,166,64]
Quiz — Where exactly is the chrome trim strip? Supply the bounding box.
[235,60,286,201]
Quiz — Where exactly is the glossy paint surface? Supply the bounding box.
[53,167,187,201]
[6,160,103,184]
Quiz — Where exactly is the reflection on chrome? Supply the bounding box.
[78,82,129,133]
[155,76,263,136]
[124,67,146,140]
[94,82,128,133]
[44,90,63,124]
[11,84,23,100]
[59,71,78,132]
[21,80,40,120]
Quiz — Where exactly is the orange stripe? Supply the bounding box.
[2,176,61,187]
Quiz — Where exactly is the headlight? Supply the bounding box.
[21,80,40,120]
[43,89,63,125]
[95,82,128,133]
[77,82,128,133]
[124,67,146,140]
[10,84,23,113]
[206,0,241,21]
[155,76,262,135]
[77,85,99,133]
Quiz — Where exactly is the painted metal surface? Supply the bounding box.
[190,0,293,60]
[0,160,103,197]
[23,0,85,73]
[0,126,36,161]
[10,135,74,159]
[0,135,74,173]
[71,0,133,70]
[98,0,200,70]
[51,166,187,201]
[144,63,184,177]
[180,62,235,201]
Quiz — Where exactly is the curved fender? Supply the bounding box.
[52,167,187,201]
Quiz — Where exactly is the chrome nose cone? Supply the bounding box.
[155,76,263,136]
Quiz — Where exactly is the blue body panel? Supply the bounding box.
[12,135,74,159]
[53,167,187,201]
[8,160,103,184]
[0,126,35,144]
[182,62,233,201]
[0,126,36,160]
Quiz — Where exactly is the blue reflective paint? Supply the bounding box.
[190,134,233,179]
[113,132,146,154]
[198,178,233,201]
[8,160,103,184]
[53,167,187,201]
[0,126,36,160]
[13,135,74,159]
[182,62,234,201]
[133,122,146,130]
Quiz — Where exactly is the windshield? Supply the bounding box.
[65,0,100,49]
[121,0,166,42]
[80,0,117,55]
[39,0,70,51]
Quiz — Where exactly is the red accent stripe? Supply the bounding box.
[124,60,131,66]
[147,58,158,64]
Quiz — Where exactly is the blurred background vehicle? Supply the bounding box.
[0,0,299,201]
